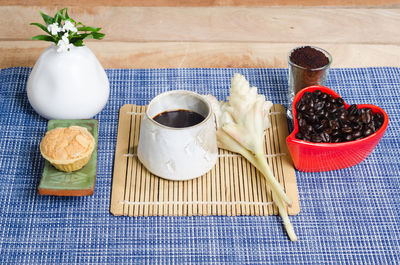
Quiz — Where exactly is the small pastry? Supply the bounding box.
[40,126,95,172]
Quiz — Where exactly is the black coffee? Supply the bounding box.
[153,109,205,128]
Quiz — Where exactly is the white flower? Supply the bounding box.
[62,20,77,33]
[61,33,69,43]
[47,22,61,35]
[56,33,72,52]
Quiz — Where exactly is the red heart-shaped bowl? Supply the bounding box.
[286,85,389,172]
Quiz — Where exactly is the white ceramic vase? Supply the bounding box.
[27,44,109,120]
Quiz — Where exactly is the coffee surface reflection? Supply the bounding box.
[153,109,205,128]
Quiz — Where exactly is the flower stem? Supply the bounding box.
[275,192,298,241]
[245,151,297,241]
[250,152,292,206]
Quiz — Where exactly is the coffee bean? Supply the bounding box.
[374,120,383,129]
[315,109,326,118]
[348,104,358,115]
[331,130,341,138]
[336,98,344,105]
[352,130,362,138]
[375,113,384,122]
[326,112,334,120]
[338,119,349,128]
[314,90,322,97]
[329,120,339,129]
[361,112,372,124]
[314,123,325,132]
[311,135,323,143]
[299,104,307,112]
[367,123,376,132]
[363,128,373,137]
[341,125,352,134]
[348,115,356,122]
[310,115,318,123]
[298,118,306,128]
[344,134,353,141]
[320,132,330,143]
[315,101,325,111]
[352,122,361,131]
[338,112,347,121]
[295,101,301,110]
[303,92,312,100]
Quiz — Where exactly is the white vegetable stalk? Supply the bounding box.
[206,73,297,241]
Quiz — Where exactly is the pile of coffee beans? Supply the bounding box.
[295,90,384,143]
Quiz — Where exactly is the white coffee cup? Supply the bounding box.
[137,90,218,181]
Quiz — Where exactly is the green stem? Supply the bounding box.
[244,152,297,241]
[275,192,298,241]
[247,152,292,206]
[215,130,297,240]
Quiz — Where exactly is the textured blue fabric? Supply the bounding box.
[0,67,399,264]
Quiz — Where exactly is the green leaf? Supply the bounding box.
[54,13,59,24]
[64,8,70,19]
[40,11,54,26]
[84,32,105,40]
[31,35,56,42]
[30,22,49,33]
[54,8,67,23]
[59,8,67,16]
[70,33,90,40]
[64,9,76,24]
[64,9,76,23]
[67,17,76,24]
[77,26,101,32]
[54,11,65,24]
[71,39,84,46]
[91,32,105,39]
[82,33,95,40]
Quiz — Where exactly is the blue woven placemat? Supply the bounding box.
[0,67,399,264]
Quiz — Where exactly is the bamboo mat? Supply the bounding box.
[110,104,299,217]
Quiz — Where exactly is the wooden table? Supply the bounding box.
[0,1,399,69]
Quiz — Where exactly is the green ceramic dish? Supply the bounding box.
[38,119,98,196]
